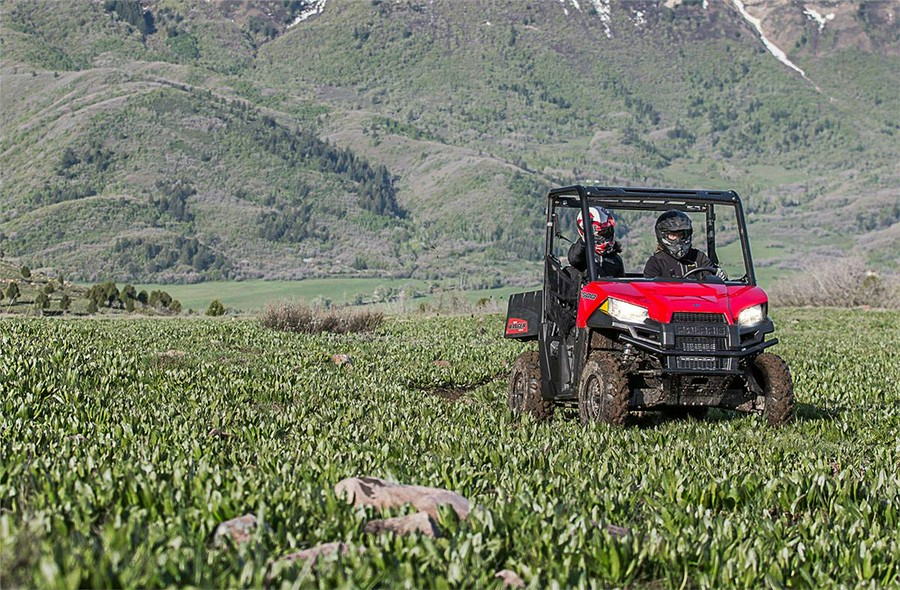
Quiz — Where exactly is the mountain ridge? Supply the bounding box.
[1,0,897,285]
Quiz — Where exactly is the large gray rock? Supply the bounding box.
[334,476,470,520]
[363,511,440,538]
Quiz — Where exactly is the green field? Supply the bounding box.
[132,279,537,313]
[1,309,898,587]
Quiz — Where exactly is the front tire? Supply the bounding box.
[508,351,553,421]
[578,352,630,425]
[753,352,794,426]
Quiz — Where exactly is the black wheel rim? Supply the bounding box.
[585,374,603,420]
[510,371,525,412]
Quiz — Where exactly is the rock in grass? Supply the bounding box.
[213,514,257,546]
[605,524,630,539]
[364,511,440,538]
[279,542,359,564]
[267,542,364,582]
[495,569,526,588]
[591,520,630,539]
[334,476,470,520]
[331,354,353,367]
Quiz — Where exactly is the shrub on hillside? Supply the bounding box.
[34,292,49,311]
[770,258,900,309]
[5,282,20,304]
[260,303,383,335]
[206,299,225,317]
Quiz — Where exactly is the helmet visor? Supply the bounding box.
[664,229,691,242]
[593,225,614,241]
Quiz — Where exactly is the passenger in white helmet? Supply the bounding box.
[568,206,625,278]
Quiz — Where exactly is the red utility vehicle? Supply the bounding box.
[504,186,793,426]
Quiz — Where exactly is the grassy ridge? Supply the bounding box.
[1,309,898,587]
[1,0,898,285]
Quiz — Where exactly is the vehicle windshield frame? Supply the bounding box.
[547,186,757,286]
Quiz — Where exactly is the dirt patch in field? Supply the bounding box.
[416,372,505,403]
[429,387,467,401]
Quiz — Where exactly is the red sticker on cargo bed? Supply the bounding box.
[506,318,529,334]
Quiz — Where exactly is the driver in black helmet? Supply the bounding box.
[643,210,728,280]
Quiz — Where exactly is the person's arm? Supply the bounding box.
[612,254,625,278]
[643,255,661,278]
[567,240,586,272]
[695,251,711,267]
[696,251,727,279]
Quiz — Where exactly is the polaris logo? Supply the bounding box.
[581,292,598,300]
[506,318,529,334]
[675,325,727,337]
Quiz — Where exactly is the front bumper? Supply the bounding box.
[587,311,776,374]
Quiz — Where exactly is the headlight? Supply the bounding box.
[737,303,766,327]
[605,298,649,323]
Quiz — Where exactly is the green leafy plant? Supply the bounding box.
[0,309,897,587]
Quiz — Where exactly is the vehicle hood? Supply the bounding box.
[581,280,768,324]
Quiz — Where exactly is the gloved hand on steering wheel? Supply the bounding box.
[715,266,728,280]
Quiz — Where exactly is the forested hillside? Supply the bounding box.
[1,0,898,285]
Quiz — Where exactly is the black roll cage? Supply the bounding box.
[545,185,757,285]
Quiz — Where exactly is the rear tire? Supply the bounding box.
[508,351,553,421]
[753,352,794,426]
[578,352,630,426]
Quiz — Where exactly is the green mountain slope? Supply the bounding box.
[1,0,897,285]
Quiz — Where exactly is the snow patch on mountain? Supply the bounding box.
[288,0,328,28]
[556,0,612,38]
[665,0,708,7]
[633,10,645,27]
[730,0,806,77]
[589,0,613,38]
[804,7,835,32]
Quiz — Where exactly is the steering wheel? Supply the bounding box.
[683,266,719,279]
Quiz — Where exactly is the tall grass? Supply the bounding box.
[770,257,899,308]
[259,303,383,334]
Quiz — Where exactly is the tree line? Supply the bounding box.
[85,281,180,314]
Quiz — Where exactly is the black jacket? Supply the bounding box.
[643,248,713,279]
[567,239,625,278]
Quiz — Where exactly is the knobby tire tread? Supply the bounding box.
[578,351,629,426]
[509,351,553,422]
[754,352,794,427]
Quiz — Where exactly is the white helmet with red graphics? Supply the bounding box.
[577,206,617,254]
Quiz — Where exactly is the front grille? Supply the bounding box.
[674,324,728,337]
[677,337,725,352]
[675,356,731,371]
[672,312,726,323]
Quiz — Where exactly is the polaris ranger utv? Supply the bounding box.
[504,186,793,426]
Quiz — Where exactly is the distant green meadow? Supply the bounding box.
[133,278,535,313]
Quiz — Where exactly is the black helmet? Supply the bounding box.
[655,210,693,259]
